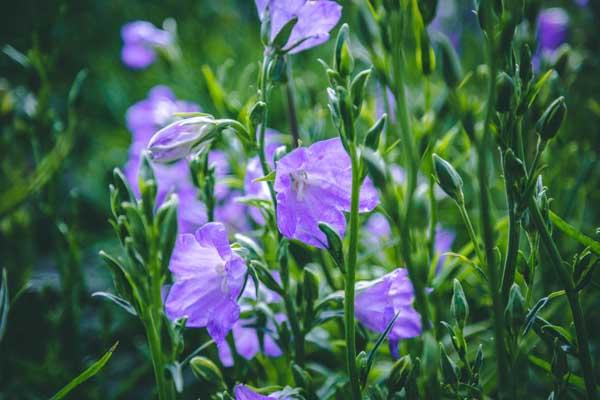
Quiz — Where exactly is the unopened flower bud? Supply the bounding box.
[504,149,526,183]
[388,355,412,393]
[536,96,566,141]
[496,72,515,112]
[505,283,526,334]
[451,279,469,329]
[418,0,439,25]
[334,24,354,77]
[190,356,225,388]
[519,43,533,85]
[438,35,462,88]
[432,154,464,203]
[365,114,387,150]
[148,116,219,163]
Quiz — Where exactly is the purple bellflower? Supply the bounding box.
[165,223,247,344]
[537,8,569,55]
[434,225,455,273]
[355,268,422,358]
[121,21,173,70]
[255,0,342,54]
[234,384,297,400]
[274,137,379,248]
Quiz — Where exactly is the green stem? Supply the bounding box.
[258,52,304,366]
[285,59,300,148]
[528,198,597,399]
[391,36,431,332]
[500,175,521,303]
[145,314,172,400]
[457,201,486,269]
[478,33,510,398]
[345,142,361,400]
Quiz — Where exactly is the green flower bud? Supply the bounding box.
[350,68,371,116]
[418,0,438,25]
[356,351,369,384]
[418,29,436,76]
[519,43,533,85]
[536,97,566,141]
[432,154,464,203]
[440,344,458,386]
[505,283,526,335]
[249,101,266,135]
[496,72,515,112]
[388,355,412,393]
[334,24,354,77]
[302,268,319,309]
[190,356,225,388]
[364,114,387,150]
[451,279,469,329]
[438,35,462,88]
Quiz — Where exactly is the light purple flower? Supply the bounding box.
[165,223,247,344]
[256,0,342,54]
[121,21,173,70]
[234,384,295,400]
[537,8,569,54]
[355,268,422,358]
[274,138,379,248]
[147,116,219,163]
[434,225,455,273]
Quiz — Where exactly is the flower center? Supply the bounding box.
[290,169,309,200]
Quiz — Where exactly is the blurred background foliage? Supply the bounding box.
[0,0,599,399]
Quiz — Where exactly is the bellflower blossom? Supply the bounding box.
[234,384,295,400]
[121,21,173,69]
[124,86,207,232]
[164,223,247,344]
[274,138,379,248]
[255,0,342,54]
[355,268,422,358]
[217,277,284,367]
[244,129,283,224]
[537,8,569,56]
[434,225,455,273]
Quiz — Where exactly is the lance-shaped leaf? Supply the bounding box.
[0,269,8,343]
[318,222,345,273]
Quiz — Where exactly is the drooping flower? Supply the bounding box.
[243,129,283,224]
[165,223,247,344]
[255,0,342,54]
[217,274,284,366]
[234,384,298,400]
[147,116,220,163]
[537,8,569,55]
[121,21,173,70]
[274,138,379,248]
[355,268,422,358]
[124,86,207,232]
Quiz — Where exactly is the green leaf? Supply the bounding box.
[92,291,137,316]
[362,310,402,386]
[318,222,345,273]
[549,211,600,256]
[50,342,118,400]
[529,355,600,392]
[0,269,8,343]
[253,170,276,183]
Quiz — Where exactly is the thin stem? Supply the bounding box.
[500,172,521,303]
[528,198,597,399]
[145,314,173,400]
[345,141,362,400]
[258,52,304,366]
[285,59,300,148]
[478,33,509,397]
[457,201,486,269]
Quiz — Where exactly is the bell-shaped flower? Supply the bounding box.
[537,8,569,55]
[234,384,298,400]
[121,21,173,69]
[147,116,219,163]
[256,0,342,54]
[164,222,247,343]
[355,268,422,358]
[275,137,378,248]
